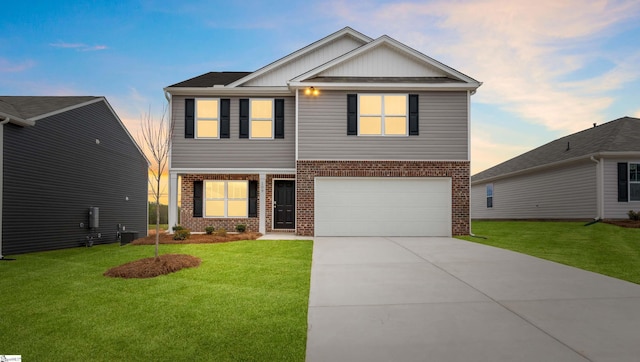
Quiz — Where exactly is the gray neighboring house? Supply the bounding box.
[470,116,640,220]
[0,96,149,257]
[165,27,481,237]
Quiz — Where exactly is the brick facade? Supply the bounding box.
[180,174,260,233]
[295,160,470,236]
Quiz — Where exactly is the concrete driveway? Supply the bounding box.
[305,237,640,362]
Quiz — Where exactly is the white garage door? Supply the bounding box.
[314,177,452,237]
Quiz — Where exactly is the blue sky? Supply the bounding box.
[2,0,640,174]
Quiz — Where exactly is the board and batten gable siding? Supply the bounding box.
[297,90,468,161]
[242,36,365,87]
[171,95,295,169]
[603,158,640,218]
[3,100,148,255]
[470,161,597,219]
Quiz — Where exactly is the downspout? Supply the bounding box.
[0,117,9,259]
[164,90,177,233]
[590,156,603,221]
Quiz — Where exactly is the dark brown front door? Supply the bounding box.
[274,180,295,229]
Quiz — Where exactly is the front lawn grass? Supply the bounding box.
[0,240,312,361]
[458,221,640,284]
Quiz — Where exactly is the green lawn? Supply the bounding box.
[458,221,640,284]
[0,240,312,361]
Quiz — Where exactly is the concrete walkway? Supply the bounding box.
[305,237,640,362]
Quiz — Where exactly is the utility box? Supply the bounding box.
[89,207,99,228]
[120,231,139,245]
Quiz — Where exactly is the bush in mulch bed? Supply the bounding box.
[131,232,262,245]
[104,254,201,279]
[603,220,640,228]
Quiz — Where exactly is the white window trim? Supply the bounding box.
[630,163,640,202]
[486,183,494,208]
[357,94,408,137]
[195,98,220,139]
[204,180,249,218]
[249,98,274,140]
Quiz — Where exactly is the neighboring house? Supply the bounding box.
[0,96,148,256]
[164,27,481,237]
[470,117,640,220]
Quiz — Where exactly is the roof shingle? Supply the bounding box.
[0,96,99,119]
[168,72,251,88]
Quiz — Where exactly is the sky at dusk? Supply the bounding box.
[2,0,640,180]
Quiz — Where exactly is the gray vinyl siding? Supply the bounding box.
[298,90,468,160]
[3,101,148,255]
[603,158,640,218]
[470,161,597,219]
[171,95,295,169]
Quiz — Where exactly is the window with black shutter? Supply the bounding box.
[618,163,628,202]
[185,99,195,138]
[193,181,203,217]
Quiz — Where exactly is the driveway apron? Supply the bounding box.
[305,237,640,362]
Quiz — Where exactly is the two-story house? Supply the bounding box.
[164,27,481,237]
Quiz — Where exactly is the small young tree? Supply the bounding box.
[138,106,172,259]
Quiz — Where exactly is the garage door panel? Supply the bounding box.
[315,177,451,237]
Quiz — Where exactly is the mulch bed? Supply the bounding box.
[104,232,262,278]
[603,220,640,228]
[104,254,201,279]
[130,232,262,245]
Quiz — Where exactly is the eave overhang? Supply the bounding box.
[0,111,36,127]
[163,86,294,96]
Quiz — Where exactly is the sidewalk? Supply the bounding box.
[306,237,640,362]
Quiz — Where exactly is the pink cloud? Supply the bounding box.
[0,58,36,73]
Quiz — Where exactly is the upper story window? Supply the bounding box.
[486,183,494,208]
[196,99,219,138]
[358,94,407,136]
[204,180,248,218]
[250,99,274,139]
[630,163,640,201]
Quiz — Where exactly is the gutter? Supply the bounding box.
[0,112,35,127]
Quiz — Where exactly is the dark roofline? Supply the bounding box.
[471,116,640,183]
[167,72,252,88]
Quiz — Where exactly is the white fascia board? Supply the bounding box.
[0,112,35,127]
[290,35,481,87]
[226,27,373,88]
[288,81,481,91]
[28,97,104,121]
[170,168,297,175]
[164,86,294,96]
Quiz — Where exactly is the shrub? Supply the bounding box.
[235,224,247,233]
[172,225,185,232]
[205,226,215,235]
[173,229,191,240]
[215,228,227,237]
[628,210,640,221]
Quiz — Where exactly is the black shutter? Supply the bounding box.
[409,94,419,136]
[185,99,195,138]
[618,163,628,202]
[275,99,285,139]
[347,94,357,135]
[193,181,203,217]
[248,180,258,217]
[220,99,230,138]
[239,99,249,138]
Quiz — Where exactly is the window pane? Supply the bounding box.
[205,181,224,199]
[197,120,218,138]
[486,184,493,197]
[205,200,224,217]
[360,95,382,115]
[360,117,382,135]
[251,99,273,119]
[228,200,248,217]
[631,164,639,181]
[630,184,640,201]
[227,181,247,199]
[197,99,218,118]
[384,95,407,115]
[384,117,407,135]
[251,120,273,138]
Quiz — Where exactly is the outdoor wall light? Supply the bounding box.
[305,87,319,96]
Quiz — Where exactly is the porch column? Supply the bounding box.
[168,171,178,232]
[0,123,4,258]
[259,173,266,234]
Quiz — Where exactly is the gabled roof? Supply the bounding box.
[165,27,480,93]
[168,72,251,88]
[289,35,480,89]
[471,117,640,183]
[0,96,100,126]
